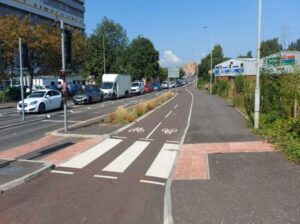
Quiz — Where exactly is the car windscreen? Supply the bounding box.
[131,83,140,87]
[28,92,45,98]
[101,82,113,89]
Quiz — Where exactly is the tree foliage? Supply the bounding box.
[84,17,128,83]
[288,39,300,51]
[126,36,159,81]
[197,44,224,81]
[260,38,282,58]
[238,51,253,58]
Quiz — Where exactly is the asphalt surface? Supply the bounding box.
[172,89,300,224]
[0,91,166,151]
[184,89,261,144]
[0,88,193,224]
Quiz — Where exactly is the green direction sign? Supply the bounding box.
[168,67,179,78]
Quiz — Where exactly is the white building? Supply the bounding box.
[213,58,256,77]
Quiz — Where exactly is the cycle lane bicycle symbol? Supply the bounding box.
[161,128,178,135]
[128,127,145,133]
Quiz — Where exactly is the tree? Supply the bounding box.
[288,39,300,51]
[158,67,168,82]
[197,44,224,81]
[238,51,253,58]
[260,38,282,58]
[126,36,159,81]
[84,17,128,84]
[179,68,185,79]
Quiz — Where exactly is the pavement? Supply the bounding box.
[171,89,300,224]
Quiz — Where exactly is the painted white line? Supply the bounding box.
[165,110,173,118]
[59,138,122,169]
[111,136,127,139]
[140,179,165,186]
[166,140,180,144]
[51,170,74,175]
[103,141,150,173]
[146,144,179,179]
[42,120,81,123]
[139,138,153,141]
[94,174,118,180]
[174,104,178,109]
[146,122,162,139]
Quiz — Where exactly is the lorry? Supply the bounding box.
[100,74,131,99]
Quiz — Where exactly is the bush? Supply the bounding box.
[0,91,9,103]
[212,80,229,97]
[135,103,147,117]
[147,99,158,111]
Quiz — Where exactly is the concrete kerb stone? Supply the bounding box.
[0,159,54,193]
[164,88,194,224]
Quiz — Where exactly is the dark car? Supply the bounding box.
[144,84,153,93]
[73,87,104,104]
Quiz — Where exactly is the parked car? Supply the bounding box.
[17,89,62,114]
[131,81,145,95]
[73,86,104,104]
[169,81,176,88]
[144,84,153,93]
[44,85,59,91]
[161,81,169,89]
[152,83,161,91]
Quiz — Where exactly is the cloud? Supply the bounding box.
[160,50,182,66]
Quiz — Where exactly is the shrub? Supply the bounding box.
[147,99,157,111]
[0,91,9,103]
[135,103,147,117]
[212,80,229,97]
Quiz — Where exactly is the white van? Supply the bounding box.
[100,74,131,99]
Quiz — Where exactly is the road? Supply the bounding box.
[0,87,193,224]
[0,90,167,151]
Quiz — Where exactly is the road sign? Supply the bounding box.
[168,67,179,78]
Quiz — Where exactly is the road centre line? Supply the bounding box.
[165,110,173,118]
[94,174,118,180]
[51,170,74,175]
[146,122,162,139]
[174,104,178,109]
[140,179,165,186]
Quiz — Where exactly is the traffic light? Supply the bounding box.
[65,30,72,64]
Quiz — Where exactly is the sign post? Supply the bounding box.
[18,37,25,121]
[61,20,68,132]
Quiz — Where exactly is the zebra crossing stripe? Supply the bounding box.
[145,143,179,179]
[59,138,122,169]
[102,141,150,173]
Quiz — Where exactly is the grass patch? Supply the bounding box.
[107,91,175,124]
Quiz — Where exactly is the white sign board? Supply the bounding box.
[168,67,179,78]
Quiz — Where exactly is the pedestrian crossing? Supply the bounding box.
[55,138,180,181]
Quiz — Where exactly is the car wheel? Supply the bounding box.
[38,103,45,114]
[88,96,93,104]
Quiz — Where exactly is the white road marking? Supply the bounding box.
[42,119,81,123]
[51,170,74,175]
[161,128,177,135]
[94,174,118,180]
[140,179,165,186]
[165,110,173,118]
[111,136,127,139]
[174,104,178,109]
[102,141,150,173]
[59,138,122,169]
[166,140,180,144]
[140,138,153,141]
[146,122,162,139]
[145,143,179,179]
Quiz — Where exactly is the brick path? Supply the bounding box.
[174,141,274,180]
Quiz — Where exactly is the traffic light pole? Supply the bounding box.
[61,20,68,132]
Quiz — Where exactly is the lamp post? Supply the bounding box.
[103,32,117,74]
[254,0,262,129]
[203,26,213,94]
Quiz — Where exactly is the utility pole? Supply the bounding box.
[254,0,262,129]
[103,34,106,74]
[61,20,68,132]
[210,33,213,94]
[18,37,25,121]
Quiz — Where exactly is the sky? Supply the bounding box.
[85,0,300,67]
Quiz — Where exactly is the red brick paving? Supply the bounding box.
[174,141,274,180]
[0,135,63,159]
[42,136,104,165]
